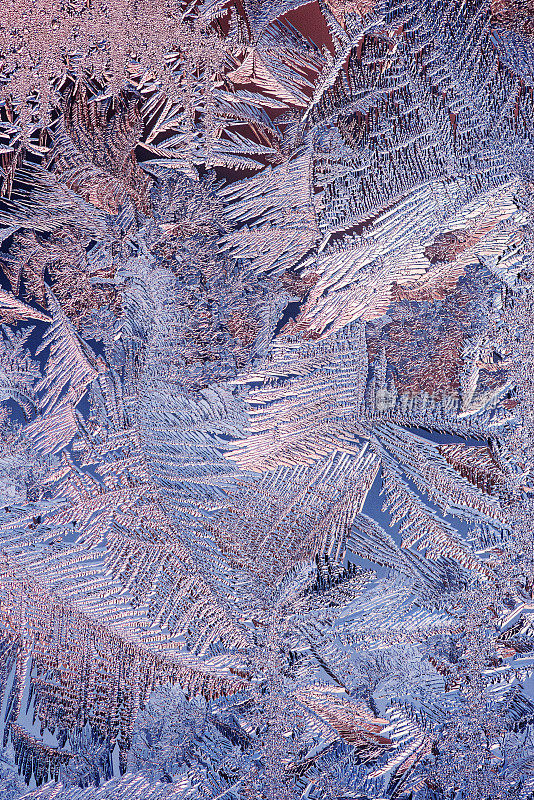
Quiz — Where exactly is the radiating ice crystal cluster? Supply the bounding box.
[0,0,534,798]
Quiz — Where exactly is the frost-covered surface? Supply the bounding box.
[1,0,534,798]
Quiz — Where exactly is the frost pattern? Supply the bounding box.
[0,0,534,798]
